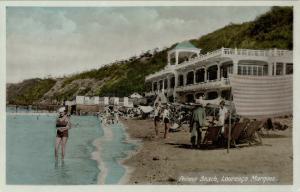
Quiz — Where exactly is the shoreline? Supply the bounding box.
[118,119,143,184]
[91,122,112,184]
[91,118,141,184]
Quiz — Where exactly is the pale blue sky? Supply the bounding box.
[6,6,271,83]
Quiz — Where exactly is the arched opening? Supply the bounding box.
[170,76,175,88]
[145,82,152,92]
[169,52,176,65]
[206,91,218,100]
[178,74,184,86]
[159,80,163,90]
[207,65,218,81]
[164,79,168,89]
[220,62,233,78]
[195,92,205,99]
[153,82,158,91]
[196,68,205,83]
[221,90,231,100]
[185,93,195,103]
[186,71,194,85]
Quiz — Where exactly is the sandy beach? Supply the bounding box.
[122,117,293,185]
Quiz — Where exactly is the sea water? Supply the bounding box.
[100,123,136,184]
[6,108,137,185]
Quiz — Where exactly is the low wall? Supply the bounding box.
[76,104,100,114]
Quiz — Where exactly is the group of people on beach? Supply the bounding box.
[153,102,171,139]
[102,105,119,124]
[53,98,229,160]
[153,99,229,148]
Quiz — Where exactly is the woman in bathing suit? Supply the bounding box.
[55,107,71,160]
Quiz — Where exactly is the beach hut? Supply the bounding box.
[130,92,143,99]
[76,96,85,105]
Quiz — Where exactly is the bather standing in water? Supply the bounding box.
[55,107,71,161]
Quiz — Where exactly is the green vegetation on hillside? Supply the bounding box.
[6,6,293,105]
[7,78,56,105]
[191,6,293,53]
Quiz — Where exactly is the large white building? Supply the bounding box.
[145,41,293,118]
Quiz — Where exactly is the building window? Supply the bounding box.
[276,63,283,75]
[238,66,242,75]
[238,64,265,76]
[207,91,218,100]
[286,63,293,74]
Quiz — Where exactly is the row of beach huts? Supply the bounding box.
[65,92,147,115]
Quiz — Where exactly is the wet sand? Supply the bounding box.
[122,117,293,185]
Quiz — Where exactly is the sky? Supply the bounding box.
[6,6,271,83]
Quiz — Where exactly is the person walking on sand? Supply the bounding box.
[190,101,206,148]
[153,102,161,137]
[162,104,171,139]
[55,107,71,161]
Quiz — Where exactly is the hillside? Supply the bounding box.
[6,6,293,105]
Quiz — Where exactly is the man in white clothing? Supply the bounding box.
[219,100,228,133]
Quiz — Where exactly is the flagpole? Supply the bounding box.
[227,87,232,154]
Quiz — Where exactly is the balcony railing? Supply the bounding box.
[223,48,292,57]
[145,48,292,80]
[176,78,230,92]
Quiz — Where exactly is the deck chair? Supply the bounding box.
[240,120,263,145]
[203,125,222,145]
[224,121,249,147]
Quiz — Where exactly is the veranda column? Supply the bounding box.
[193,70,196,84]
[168,76,171,92]
[283,63,286,75]
[274,62,277,76]
[268,63,273,76]
[175,51,179,65]
[204,68,207,82]
[152,81,154,92]
[217,64,220,80]
[183,72,187,86]
[162,79,165,92]
[233,59,239,75]
[173,72,178,102]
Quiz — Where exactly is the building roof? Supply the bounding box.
[175,41,198,50]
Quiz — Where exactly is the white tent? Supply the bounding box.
[195,96,222,106]
[154,92,168,105]
[130,92,143,99]
[138,106,153,113]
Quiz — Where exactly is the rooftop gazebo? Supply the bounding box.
[167,41,201,66]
